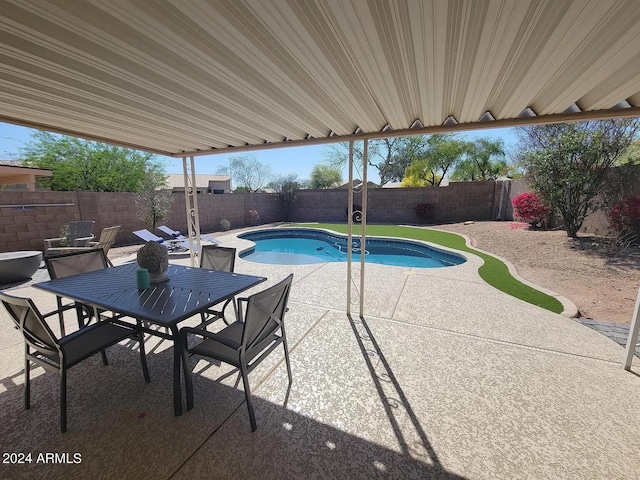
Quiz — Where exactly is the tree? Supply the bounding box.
[20,131,163,192]
[322,137,419,186]
[517,119,640,237]
[229,153,271,192]
[309,164,342,188]
[451,138,506,181]
[135,169,174,232]
[402,134,470,186]
[271,173,301,221]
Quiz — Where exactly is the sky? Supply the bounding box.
[0,121,519,184]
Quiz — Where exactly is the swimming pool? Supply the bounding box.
[238,229,466,268]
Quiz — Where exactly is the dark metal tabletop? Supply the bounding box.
[34,263,267,326]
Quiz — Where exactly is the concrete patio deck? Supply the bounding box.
[1,228,639,479]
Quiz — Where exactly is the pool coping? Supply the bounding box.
[239,225,474,268]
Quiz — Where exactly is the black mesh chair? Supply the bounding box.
[45,249,110,336]
[181,274,294,431]
[0,291,150,433]
[198,245,238,327]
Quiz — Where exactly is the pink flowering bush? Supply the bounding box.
[609,197,640,232]
[512,192,550,227]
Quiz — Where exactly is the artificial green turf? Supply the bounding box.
[295,223,564,314]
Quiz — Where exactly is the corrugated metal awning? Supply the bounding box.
[1,0,640,157]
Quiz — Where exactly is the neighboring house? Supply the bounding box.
[0,162,52,191]
[166,174,232,194]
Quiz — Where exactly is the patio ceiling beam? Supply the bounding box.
[169,107,640,158]
[3,106,640,161]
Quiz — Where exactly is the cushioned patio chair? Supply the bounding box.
[0,291,150,433]
[133,229,169,246]
[44,225,121,266]
[45,250,110,337]
[44,220,95,253]
[133,228,188,252]
[158,225,220,245]
[181,274,294,432]
[198,245,238,327]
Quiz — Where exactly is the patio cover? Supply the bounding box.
[1,0,640,156]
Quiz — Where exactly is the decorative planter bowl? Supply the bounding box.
[0,251,42,284]
[136,241,169,283]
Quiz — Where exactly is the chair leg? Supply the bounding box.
[100,350,109,366]
[282,330,293,387]
[60,368,67,433]
[57,297,66,337]
[240,363,257,432]
[182,335,193,411]
[24,348,30,410]
[136,320,150,383]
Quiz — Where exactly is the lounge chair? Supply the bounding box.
[133,229,187,252]
[158,225,219,245]
[44,220,96,252]
[44,225,121,266]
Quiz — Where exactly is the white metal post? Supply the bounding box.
[623,285,640,369]
[359,140,368,317]
[182,156,202,266]
[347,141,354,315]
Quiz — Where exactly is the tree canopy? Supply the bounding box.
[517,119,640,237]
[228,153,271,192]
[402,134,470,186]
[309,164,342,188]
[21,131,166,192]
[270,173,301,221]
[450,138,506,181]
[322,138,416,186]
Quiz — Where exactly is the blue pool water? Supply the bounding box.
[238,229,465,268]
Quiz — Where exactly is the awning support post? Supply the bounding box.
[347,141,354,315]
[182,156,201,266]
[359,140,368,317]
[623,285,640,369]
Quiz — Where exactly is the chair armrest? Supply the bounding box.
[180,326,241,350]
[73,235,95,247]
[180,326,220,342]
[44,245,101,256]
[44,237,65,249]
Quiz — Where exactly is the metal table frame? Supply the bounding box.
[34,263,266,415]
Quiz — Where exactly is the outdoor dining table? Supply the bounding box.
[34,262,267,416]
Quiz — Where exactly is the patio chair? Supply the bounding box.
[44,225,121,266]
[181,274,294,432]
[45,250,110,337]
[0,291,150,433]
[44,220,95,252]
[133,229,188,252]
[158,225,220,245]
[198,246,238,327]
[133,229,169,245]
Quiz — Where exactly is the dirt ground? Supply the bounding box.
[111,222,640,324]
[434,221,640,324]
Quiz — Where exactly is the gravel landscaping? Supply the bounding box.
[434,221,640,324]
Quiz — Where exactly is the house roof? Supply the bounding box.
[0,163,52,177]
[1,1,640,158]
[166,174,230,189]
